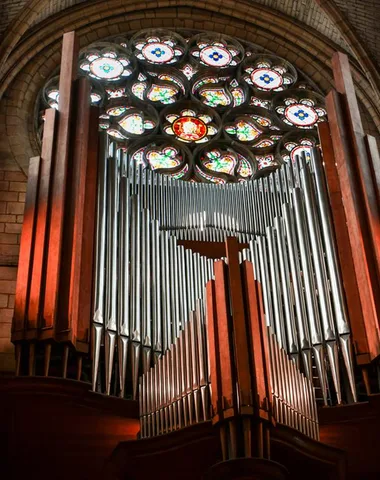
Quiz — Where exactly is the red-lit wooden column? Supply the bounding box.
[12,31,99,377]
[28,108,57,340]
[332,53,380,285]
[318,121,373,365]
[326,53,380,364]
[204,238,287,479]
[12,156,41,374]
[43,31,79,337]
[73,105,99,354]
[322,88,380,363]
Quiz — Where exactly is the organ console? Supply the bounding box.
[8,30,380,480]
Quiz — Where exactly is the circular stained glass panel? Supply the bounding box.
[284,104,318,127]
[290,145,312,163]
[251,68,283,91]
[200,46,232,67]
[142,42,174,63]
[90,57,124,79]
[172,117,207,141]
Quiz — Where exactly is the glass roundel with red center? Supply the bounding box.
[172,116,208,141]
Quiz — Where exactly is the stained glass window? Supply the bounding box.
[38,28,326,183]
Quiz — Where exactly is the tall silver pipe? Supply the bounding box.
[92,134,108,391]
[291,182,327,405]
[266,225,286,348]
[153,220,162,355]
[104,154,119,396]
[118,175,130,397]
[298,155,342,403]
[282,202,312,379]
[310,149,357,402]
[274,216,298,355]
[257,236,273,327]
[131,190,142,399]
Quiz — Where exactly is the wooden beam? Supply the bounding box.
[318,121,370,363]
[206,280,221,423]
[43,31,78,337]
[325,91,380,361]
[332,52,380,288]
[213,260,235,417]
[225,237,252,411]
[177,240,249,259]
[55,76,91,345]
[28,108,56,339]
[12,156,40,342]
[242,260,270,420]
[76,105,99,349]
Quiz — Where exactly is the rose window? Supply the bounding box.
[37,29,327,183]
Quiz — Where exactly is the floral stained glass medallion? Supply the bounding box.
[131,30,185,65]
[142,43,174,64]
[199,87,231,108]
[200,46,232,67]
[147,84,179,104]
[285,104,318,128]
[146,146,182,170]
[202,149,237,175]
[251,68,283,91]
[234,120,261,142]
[90,57,124,79]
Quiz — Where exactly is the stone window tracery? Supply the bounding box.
[38,29,326,183]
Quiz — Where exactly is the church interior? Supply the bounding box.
[1,1,380,479]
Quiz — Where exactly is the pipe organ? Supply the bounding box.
[10,29,380,480]
[91,141,356,411]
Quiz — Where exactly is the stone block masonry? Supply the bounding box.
[0,166,26,374]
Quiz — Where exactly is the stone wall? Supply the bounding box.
[0,165,25,373]
[0,0,27,37]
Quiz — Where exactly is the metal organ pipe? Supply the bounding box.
[92,137,357,412]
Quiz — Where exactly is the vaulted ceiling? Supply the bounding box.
[1,0,378,67]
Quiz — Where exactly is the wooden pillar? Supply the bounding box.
[318,121,372,364]
[225,237,252,411]
[332,53,380,286]
[13,156,40,342]
[44,31,78,335]
[28,108,56,340]
[12,31,98,371]
[206,280,222,424]
[213,260,235,417]
[205,240,286,478]
[323,88,380,361]
[74,105,99,350]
